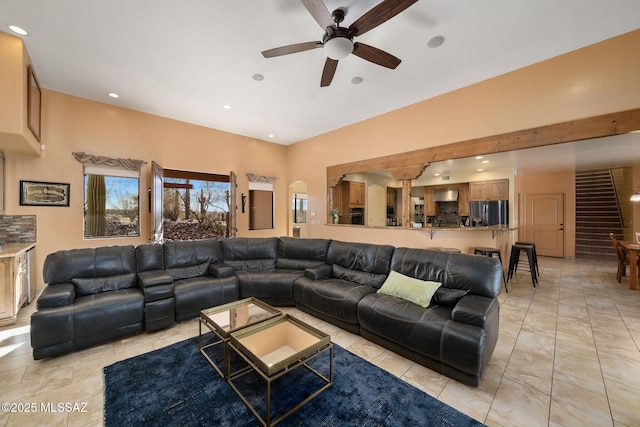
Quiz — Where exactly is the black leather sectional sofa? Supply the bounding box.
[31,236,502,386]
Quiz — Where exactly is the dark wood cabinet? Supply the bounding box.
[249,190,273,229]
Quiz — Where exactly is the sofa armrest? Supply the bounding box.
[305,264,332,280]
[209,263,235,278]
[138,270,174,287]
[37,283,75,309]
[451,295,499,329]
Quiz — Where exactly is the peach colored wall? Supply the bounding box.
[4,91,287,292]
[286,29,640,248]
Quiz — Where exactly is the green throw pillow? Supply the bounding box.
[377,270,442,308]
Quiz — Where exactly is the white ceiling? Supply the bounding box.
[1,0,639,173]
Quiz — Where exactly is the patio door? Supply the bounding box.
[150,163,237,241]
[524,193,565,257]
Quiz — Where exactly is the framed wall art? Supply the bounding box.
[20,180,69,207]
[27,65,42,142]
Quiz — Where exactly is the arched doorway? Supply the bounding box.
[289,181,308,237]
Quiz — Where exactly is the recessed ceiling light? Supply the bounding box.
[475,156,483,160]
[268,134,275,138]
[223,105,231,109]
[8,25,28,36]
[252,74,264,81]
[477,168,484,172]
[481,160,490,164]
[351,76,363,84]
[108,92,119,99]
[434,173,441,176]
[427,35,445,48]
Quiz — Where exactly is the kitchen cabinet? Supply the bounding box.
[386,188,397,206]
[469,179,509,201]
[458,183,469,216]
[0,33,41,156]
[347,181,365,207]
[334,181,365,224]
[423,187,436,216]
[0,244,34,327]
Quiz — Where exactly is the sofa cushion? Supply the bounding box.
[332,264,386,289]
[277,258,324,270]
[326,240,394,276]
[163,239,223,269]
[72,288,144,337]
[43,245,136,285]
[136,243,164,271]
[432,288,469,307]
[71,273,137,296]
[166,262,209,280]
[221,237,278,261]
[278,237,330,261]
[377,270,441,308]
[390,247,502,298]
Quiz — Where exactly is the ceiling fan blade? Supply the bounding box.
[262,41,322,58]
[301,0,335,29]
[320,58,338,87]
[349,0,418,37]
[352,42,401,69]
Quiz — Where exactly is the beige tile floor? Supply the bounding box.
[1,256,640,426]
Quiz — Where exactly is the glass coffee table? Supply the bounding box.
[199,297,281,379]
[228,314,333,427]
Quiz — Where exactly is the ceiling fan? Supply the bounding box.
[262,0,418,87]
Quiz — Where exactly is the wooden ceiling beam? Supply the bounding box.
[326,108,640,188]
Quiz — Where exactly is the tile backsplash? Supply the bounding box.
[0,215,36,243]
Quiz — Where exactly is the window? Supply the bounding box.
[162,169,231,241]
[292,192,307,224]
[84,169,140,238]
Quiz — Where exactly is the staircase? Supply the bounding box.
[575,170,623,261]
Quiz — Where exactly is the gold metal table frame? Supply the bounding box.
[198,297,281,379]
[227,314,333,427]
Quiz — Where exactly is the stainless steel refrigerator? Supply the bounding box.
[468,200,508,226]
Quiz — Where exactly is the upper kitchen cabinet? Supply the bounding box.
[0,32,42,156]
[423,186,436,216]
[469,179,509,201]
[458,183,470,215]
[346,181,365,207]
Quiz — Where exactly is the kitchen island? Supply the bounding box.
[326,223,518,268]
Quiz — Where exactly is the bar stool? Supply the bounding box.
[515,241,539,278]
[507,243,538,286]
[474,247,508,293]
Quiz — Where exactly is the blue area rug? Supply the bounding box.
[104,335,485,426]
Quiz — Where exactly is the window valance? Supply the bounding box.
[246,173,278,184]
[72,152,146,171]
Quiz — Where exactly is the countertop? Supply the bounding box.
[0,242,36,258]
[327,224,518,232]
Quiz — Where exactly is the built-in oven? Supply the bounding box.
[349,208,364,225]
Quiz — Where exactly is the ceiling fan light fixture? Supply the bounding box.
[324,36,353,60]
